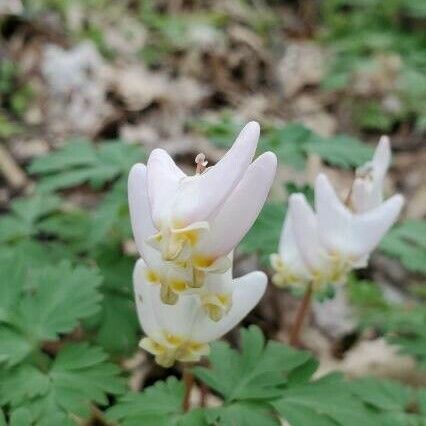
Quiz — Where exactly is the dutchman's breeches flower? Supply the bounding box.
[129,121,277,311]
[271,137,404,292]
[350,135,391,213]
[134,258,267,367]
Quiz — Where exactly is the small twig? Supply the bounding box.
[182,367,194,412]
[0,143,28,190]
[289,282,313,347]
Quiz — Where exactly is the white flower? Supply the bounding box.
[270,201,311,289]
[271,173,404,291]
[128,121,277,303]
[292,174,403,288]
[350,136,391,213]
[133,258,267,367]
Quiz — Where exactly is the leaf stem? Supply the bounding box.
[182,367,194,412]
[289,282,313,347]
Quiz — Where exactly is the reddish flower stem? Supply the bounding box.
[182,368,194,412]
[289,282,313,347]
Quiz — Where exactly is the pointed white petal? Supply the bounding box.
[278,204,312,280]
[146,148,185,227]
[133,258,160,338]
[314,174,354,254]
[289,194,328,271]
[195,152,277,257]
[191,271,267,343]
[172,122,260,225]
[351,136,391,213]
[372,136,391,178]
[350,178,374,213]
[128,164,158,259]
[350,194,404,256]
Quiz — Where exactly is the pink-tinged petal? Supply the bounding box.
[195,151,277,257]
[147,148,185,227]
[172,121,260,225]
[289,194,328,272]
[128,164,157,259]
[350,194,404,257]
[314,174,354,254]
[191,271,267,343]
[133,258,160,338]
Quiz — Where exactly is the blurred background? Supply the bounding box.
[0,0,425,388]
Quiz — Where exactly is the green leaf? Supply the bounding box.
[0,194,62,243]
[304,135,374,168]
[0,327,33,368]
[0,260,25,323]
[205,402,279,426]
[272,374,378,426]
[28,139,144,192]
[107,377,195,426]
[0,364,49,405]
[349,378,412,413]
[0,344,125,423]
[37,209,92,251]
[193,326,312,402]
[16,261,102,342]
[9,408,32,426]
[380,219,426,274]
[262,124,321,169]
[239,202,285,265]
[88,178,131,247]
[92,293,138,355]
[85,245,138,355]
[192,114,243,149]
[350,378,426,425]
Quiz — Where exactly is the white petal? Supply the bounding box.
[172,121,260,225]
[154,291,200,339]
[147,149,185,227]
[202,258,234,294]
[191,271,267,343]
[372,135,391,179]
[289,194,328,271]
[195,152,277,257]
[128,164,157,259]
[315,174,354,254]
[316,174,404,259]
[350,194,404,256]
[350,178,375,213]
[134,258,202,341]
[133,258,160,338]
[278,204,312,280]
[351,136,391,213]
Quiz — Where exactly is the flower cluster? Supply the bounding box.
[129,122,277,366]
[271,137,404,292]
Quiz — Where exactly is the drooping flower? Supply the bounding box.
[133,258,267,367]
[128,122,277,305]
[271,171,404,291]
[350,136,391,213]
